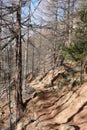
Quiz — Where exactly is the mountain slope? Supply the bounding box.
[20,82,87,130]
[0,65,87,130]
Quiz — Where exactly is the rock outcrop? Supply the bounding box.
[21,83,87,130]
[1,65,87,130]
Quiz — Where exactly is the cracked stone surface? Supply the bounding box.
[1,66,87,130]
[20,83,87,130]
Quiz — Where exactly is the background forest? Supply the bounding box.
[1,0,86,88]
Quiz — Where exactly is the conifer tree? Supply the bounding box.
[62,8,87,83]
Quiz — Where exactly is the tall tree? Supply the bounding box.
[15,1,23,119]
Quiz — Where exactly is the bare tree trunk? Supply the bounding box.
[32,44,35,76]
[7,47,12,130]
[0,0,2,80]
[80,60,84,84]
[22,0,31,97]
[16,2,23,120]
[26,0,31,74]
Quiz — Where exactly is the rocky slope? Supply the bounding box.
[17,65,87,130]
[21,84,87,130]
[0,64,87,130]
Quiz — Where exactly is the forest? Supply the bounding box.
[0,0,87,130]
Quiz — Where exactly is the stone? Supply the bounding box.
[59,125,75,130]
[26,86,36,94]
[16,121,23,130]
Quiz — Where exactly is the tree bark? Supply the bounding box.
[16,3,23,120]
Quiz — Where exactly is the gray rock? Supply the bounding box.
[53,85,59,89]
[0,112,2,117]
[58,82,65,89]
[59,124,75,130]
[66,76,71,82]
[66,125,75,130]
[26,86,36,94]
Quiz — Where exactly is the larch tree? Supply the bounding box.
[15,0,24,119]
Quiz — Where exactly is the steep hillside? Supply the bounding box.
[22,83,87,130]
[0,64,87,130]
